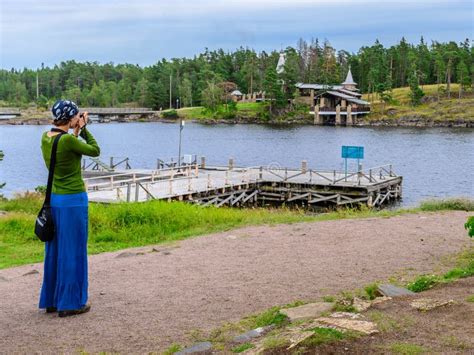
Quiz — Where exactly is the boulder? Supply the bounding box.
[280,302,333,322]
[410,298,455,311]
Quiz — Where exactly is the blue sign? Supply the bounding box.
[342,146,364,160]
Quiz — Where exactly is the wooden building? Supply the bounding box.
[296,68,370,126]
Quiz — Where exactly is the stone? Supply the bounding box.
[225,234,237,240]
[175,341,212,354]
[22,269,39,276]
[371,296,392,305]
[286,330,314,350]
[352,298,372,312]
[330,312,363,320]
[116,251,144,258]
[233,326,273,343]
[0,275,9,282]
[316,317,379,335]
[280,302,333,322]
[377,284,415,297]
[410,298,455,311]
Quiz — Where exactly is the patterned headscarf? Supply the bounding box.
[51,99,79,121]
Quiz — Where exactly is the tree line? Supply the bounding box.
[0,37,472,110]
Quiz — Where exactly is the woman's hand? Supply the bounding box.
[79,112,89,129]
[73,112,89,136]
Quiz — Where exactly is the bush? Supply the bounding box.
[161,109,178,119]
[465,216,474,238]
[407,275,439,292]
[419,198,474,212]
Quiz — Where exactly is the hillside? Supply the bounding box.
[361,84,474,127]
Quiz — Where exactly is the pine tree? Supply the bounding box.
[263,66,285,111]
[456,60,469,99]
[408,64,425,106]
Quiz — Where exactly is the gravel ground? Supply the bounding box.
[0,211,470,354]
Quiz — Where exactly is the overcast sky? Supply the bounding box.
[0,0,472,69]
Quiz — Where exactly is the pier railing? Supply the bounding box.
[84,161,398,203]
[82,156,132,171]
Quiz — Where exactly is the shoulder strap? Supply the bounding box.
[44,133,66,206]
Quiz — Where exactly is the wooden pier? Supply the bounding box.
[83,158,402,209]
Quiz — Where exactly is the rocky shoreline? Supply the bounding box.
[0,115,472,128]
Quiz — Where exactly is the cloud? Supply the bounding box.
[1,0,472,68]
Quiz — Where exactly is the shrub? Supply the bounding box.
[162,109,178,119]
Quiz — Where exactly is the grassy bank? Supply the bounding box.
[0,194,472,269]
[362,84,474,125]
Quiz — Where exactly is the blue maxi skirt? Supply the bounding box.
[39,192,89,311]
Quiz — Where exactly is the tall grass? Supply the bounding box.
[419,198,474,212]
[0,193,314,268]
[0,194,472,269]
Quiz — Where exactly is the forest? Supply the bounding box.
[0,37,472,110]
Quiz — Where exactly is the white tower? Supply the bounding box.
[342,67,357,91]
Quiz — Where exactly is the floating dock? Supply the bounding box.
[83,157,402,209]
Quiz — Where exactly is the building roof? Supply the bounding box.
[342,68,357,86]
[326,91,369,105]
[336,88,362,97]
[296,83,343,90]
[231,90,243,96]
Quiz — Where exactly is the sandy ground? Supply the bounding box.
[0,211,471,354]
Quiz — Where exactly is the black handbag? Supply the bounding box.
[35,131,66,242]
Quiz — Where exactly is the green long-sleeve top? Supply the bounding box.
[41,127,100,194]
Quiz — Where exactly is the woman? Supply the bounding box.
[39,99,100,317]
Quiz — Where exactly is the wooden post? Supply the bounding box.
[313,104,322,125]
[168,179,173,195]
[310,89,314,108]
[346,105,353,126]
[126,183,131,202]
[301,160,307,174]
[110,157,114,169]
[259,166,263,180]
[135,183,139,201]
[228,158,234,170]
[200,156,206,169]
[367,194,373,208]
[335,105,341,126]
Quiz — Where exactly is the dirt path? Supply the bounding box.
[0,211,471,354]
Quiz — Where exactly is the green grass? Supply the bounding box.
[363,283,379,300]
[362,84,474,123]
[407,247,474,292]
[0,195,472,269]
[0,193,316,269]
[419,198,474,212]
[168,102,265,121]
[387,342,429,355]
[162,343,182,355]
[466,295,474,303]
[262,335,289,350]
[231,343,254,353]
[302,327,346,346]
[240,306,289,329]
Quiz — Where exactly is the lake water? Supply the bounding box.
[0,122,472,206]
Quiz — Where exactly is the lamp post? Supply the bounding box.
[177,115,184,171]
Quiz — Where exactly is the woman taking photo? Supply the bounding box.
[39,99,100,317]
